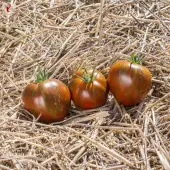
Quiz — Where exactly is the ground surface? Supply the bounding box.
[0,0,170,169]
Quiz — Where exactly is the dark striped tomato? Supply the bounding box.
[69,69,108,109]
[108,60,151,106]
[22,79,71,123]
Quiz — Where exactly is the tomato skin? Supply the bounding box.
[22,79,71,123]
[108,60,152,106]
[69,69,108,109]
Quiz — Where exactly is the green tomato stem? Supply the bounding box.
[89,66,96,82]
[128,53,141,65]
[75,66,97,83]
[35,69,49,83]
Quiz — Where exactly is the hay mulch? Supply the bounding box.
[1,0,170,169]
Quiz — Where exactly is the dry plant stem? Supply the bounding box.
[107,0,134,10]
[48,30,77,72]
[120,40,139,54]
[70,146,86,165]
[151,109,158,142]
[141,27,148,53]
[39,3,71,13]
[11,159,23,170]
[60,6,80,26]
[66,127,134,167]
[149,117,170,159]
[160,114,170,121]
[0,164,14,170]
[16,138,61,154]
[68,142,85,154]
[113,97,123,116]
[143,113,151,170]
[138,1,170,33]
[135,101,145,119]
[42,25,75,30]
[95,0,105,44]
[55,156,67,170]
[143,92,170,114]
[49,35,86,78]
[67,123,139,131]
[151,139,170,170]
[108,14,170,24]
[19,159,47,170]
[70,119,104,166]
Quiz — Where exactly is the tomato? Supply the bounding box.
[69,68,108,109]
[108,56,152,106]
[22,70,71,123]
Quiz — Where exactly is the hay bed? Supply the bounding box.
[0,0,170,169]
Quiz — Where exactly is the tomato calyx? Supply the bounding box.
[128,53,141,65]
[74,67,96,83]
[35,69,49,83]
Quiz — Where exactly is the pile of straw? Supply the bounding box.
[1,0,170,169]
